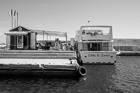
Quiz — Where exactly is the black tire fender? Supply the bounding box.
[78,66,87,76]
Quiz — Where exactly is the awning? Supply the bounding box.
[32,30,67,37]
[4,31,28,36]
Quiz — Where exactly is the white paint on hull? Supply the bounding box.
[0,59,78,66]
[80,51,116,63]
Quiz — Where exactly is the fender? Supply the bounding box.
[78,66,87,76]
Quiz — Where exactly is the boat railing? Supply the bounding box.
[81,32,109,36]
[5,44,74,51]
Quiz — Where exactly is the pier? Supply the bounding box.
[117,51,140,56]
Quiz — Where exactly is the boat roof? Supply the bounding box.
[5,26,67,37]
[32,30,67,37]
[80,25,112,28]
[5,31,28,35]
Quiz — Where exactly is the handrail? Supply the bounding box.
[5,44,74,51]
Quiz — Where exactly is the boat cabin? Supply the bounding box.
[5,26,36,50]
[75,26,114,51]
[5,26,68,50]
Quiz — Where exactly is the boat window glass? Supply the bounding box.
[103,42,108,47]
[102,42,109,51]
[87,43,101,51]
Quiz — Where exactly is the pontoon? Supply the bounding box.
[1,26,87,77]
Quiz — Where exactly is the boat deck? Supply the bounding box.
[0,49,81,77]
[0,49,77,59]
[0,49,75,53]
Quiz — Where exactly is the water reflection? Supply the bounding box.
[111,56,140,93]
[83,65,116,93]
[0,77,79,93]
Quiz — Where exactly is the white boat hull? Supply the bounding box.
[79,51,116,64]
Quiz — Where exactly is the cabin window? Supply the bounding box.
[103,43,108,47]
[87,43,102,51]
[80,42,109,51]
[102,42,109,51]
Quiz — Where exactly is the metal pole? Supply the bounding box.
[17,12,18,26]
[14,35,15,50]
[9,9,14,29]
[14,10,16,28]
[43,31,44,44]
[46,33,48,41]
[11,15,13,29]
[47,34,48,41]
[14,17,16,28]
[66,33,67,50]
[27,35,28,49]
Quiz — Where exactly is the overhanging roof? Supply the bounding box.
[9,26,31,32]
[5,31,28,35]
[32,30,67,37]
[6,26,67,37]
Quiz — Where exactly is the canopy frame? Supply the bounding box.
[32,30,68,50]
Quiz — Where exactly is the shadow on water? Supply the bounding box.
[0,75,88,93]
[0,56,140,93]
[0,65,119,93]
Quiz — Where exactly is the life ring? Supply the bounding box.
[78,66,87,76]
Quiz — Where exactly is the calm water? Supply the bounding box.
[0,56,140,93]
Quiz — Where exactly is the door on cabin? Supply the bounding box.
[17,36,23,49]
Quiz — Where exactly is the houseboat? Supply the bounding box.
[75,25,116,64]
[0,26,87,77]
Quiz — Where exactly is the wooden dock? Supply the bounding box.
[117,51,140,56]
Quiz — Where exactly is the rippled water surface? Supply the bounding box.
[0,56,140,93]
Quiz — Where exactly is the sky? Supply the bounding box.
[0,0,140,43]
